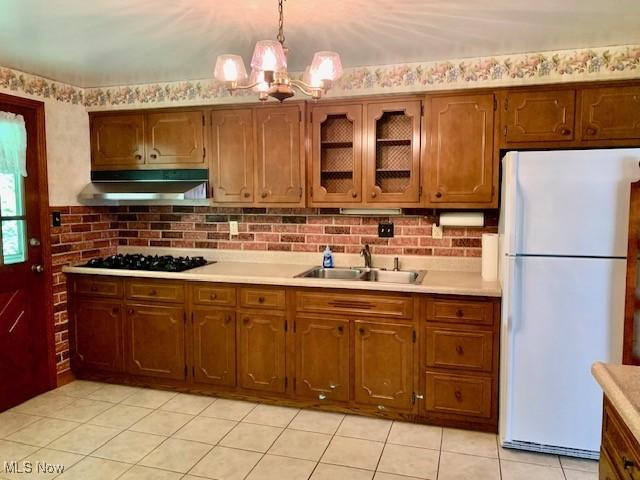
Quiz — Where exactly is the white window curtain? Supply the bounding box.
[0,111,27,177]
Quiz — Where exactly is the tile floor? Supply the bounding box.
[0,381,599,479]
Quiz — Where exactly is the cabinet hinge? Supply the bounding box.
[412,391,416,405]
[184,312,187,324]
[184,365,188,377]
[285,377,288,389]
[202,115,205,126]
[293,378,296,390]
[420,104,424,116]
[504,98,509,111]
[203,146,206,160]
[310,187,313,197]
[503,126,507,137]
[284,320,288,332]
[191,311,194,323]
[299,110,302,122]
[299,187,303,198]
[493,97,497,111]
[419,185,423,197]
[192,366,195,377]
[293,320,296,333]
[412,330,416,343]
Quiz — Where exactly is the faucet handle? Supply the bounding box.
[393,257,400,271]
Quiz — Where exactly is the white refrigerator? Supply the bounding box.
[499,149,640,458]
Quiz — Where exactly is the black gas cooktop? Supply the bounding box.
[84,254,209,272]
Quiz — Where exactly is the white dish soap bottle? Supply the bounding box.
[322,245,334,268]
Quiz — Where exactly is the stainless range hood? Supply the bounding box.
[78,169,209,205]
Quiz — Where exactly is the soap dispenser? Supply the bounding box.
[322,245,334,268]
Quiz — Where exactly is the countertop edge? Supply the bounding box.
[592,362,640,444]
[61,265,502,297]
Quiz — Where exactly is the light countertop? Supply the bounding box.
[592,362,640,443]
[62,260,501,297]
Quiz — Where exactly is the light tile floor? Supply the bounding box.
[0,380,599,480]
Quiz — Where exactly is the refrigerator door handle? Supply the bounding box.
[503,153,521,256]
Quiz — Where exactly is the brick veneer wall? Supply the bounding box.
[50,205,498,374]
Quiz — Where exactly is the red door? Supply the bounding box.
[0,94,55,411]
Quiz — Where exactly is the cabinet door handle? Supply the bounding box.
[149,289,157,296]
[454,388,463,401]
[318,393,327,400]
[243,318,250,325]
[358,327,365,335]
[435,192,442,198]
[244,192,251,198]
[112,307,120,315]
[209,293,217,300]
[150,153,158,159]
[224,315,232,324]
[456,309,464,318]
[261,192,268,199]
[329,384,336,390]
[377,404,386,411]
[623,456,636,471]
[127,308,134,315]
[456,345,464,355]
[337,325,344,334]
[258,296,265,303]
[351,191,358,198]
[585,126,598,136]
[559,127,571,136]
[134,154,142,160]
[371,191,377,198]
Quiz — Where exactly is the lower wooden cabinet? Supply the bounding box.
[125,303,186,380]
[294,316,350,402]
[354,320,415,411]
[425,371,492,418]
[237,310,287,393]
[600,397,640,480]
[72,298,123,372]
[192,308,236,387]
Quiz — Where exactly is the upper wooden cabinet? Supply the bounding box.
[210,109,254,203]
[90,110,206,170]
[579,86,640,141]
[90,114,145,169]
[145,111,205,165]
[425,94,495,207]
[255,105,305,204]
[366,100,422,204]
[502,89,576,143]
[309,104,363,204]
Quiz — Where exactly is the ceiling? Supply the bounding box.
[1,0,639,88]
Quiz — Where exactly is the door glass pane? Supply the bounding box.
[0,172,27,264]
[2,220,26,264]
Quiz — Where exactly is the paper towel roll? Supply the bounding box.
[481,233,499,281]
[439,212,484,227]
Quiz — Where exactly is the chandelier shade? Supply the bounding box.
[213,54,248,83]
[250,40,287,72]
[310,51,343,81]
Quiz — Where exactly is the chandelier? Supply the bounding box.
[213,0,343,102]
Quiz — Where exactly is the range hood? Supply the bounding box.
[78,169,209,205]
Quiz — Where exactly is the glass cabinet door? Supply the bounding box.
[310,104,362,204]
[366,100,421,204]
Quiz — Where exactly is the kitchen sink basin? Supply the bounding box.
[296,266,426,285]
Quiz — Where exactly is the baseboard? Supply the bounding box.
[56,369,76,387]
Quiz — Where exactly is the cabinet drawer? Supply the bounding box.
[425,298,493,326]
[603,401,640,479]
[192,284,236,307]
[425,326,493,372]
[297,291,413,318]
[239,287,286,310]
[425,371,492,418]
[125,279,185,304]
[75,276,123,298]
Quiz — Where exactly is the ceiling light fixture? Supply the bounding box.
[213,0,342,102]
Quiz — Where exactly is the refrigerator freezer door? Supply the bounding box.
[502,149,640,257]
[500,256,625,454]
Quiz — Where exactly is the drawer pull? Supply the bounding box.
[112,307,119,315]
[456,345,464,355]
[329,384,336,390]
[559,127,571,136]
[358,327,365,335]
[585,126,598,136]
[415,393,424,400]
[149,289,157,296]
[127,308,134,315]
[454,388,463,401]
[337,326,344,334]
[623,456,636,470]
[258,296,265,303]
[318,393,327,400]
[328,300,373,310]
[377,405,386,411]
[210,293,217,300]
[456,309,464,317]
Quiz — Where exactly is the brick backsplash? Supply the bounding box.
[49,205,497,375]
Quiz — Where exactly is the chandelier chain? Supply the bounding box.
[277,0,285,45]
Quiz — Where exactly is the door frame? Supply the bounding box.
[0,92,56,391]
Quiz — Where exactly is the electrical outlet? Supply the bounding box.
[378,222,394,238]
[229,220,239,235]
[432,223,443,239]
[52,211,61,227]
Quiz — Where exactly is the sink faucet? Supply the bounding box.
[393,257,400,271]
[361,244,372,269]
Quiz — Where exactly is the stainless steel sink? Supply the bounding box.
[296,266,426,285]
[297,267,365,280]
[362,269,426,285]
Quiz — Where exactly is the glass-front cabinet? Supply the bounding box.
[310,104,363,204]
[366,100,421,204]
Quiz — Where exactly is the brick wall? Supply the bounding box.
[49,205,498,374]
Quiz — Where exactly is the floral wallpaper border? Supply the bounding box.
[2,44,639,110]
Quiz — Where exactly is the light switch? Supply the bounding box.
[229,220,239,235]
[432,223,443,239]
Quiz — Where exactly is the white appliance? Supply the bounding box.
[499,149,640,459]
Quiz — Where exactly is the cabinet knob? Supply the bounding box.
[112,307,120,315]
[127,308,134,315]
[258,296,265,303]
[435,192,442,198]
[261,192,268,199]
[623,456,636,470]
[456,309,464,317]
[329,384,336,390]
[318,393,327,401]
[351,191,358,198]
[454,388,463,401]
[210,293,217,300]
[337,325,344,334]
[371,191,377,198]
[415,393,424,400]
[243,318,250,325]
[224,315,232,324]
[456,345,464,355]
[559,127,571,136]
[359,327,365,335]
[149,289,157,296]
[150,153,158,159]
[585,127,598,136]
[377,405,386,411]
[134,154,142,160]
[244,192,251,198]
